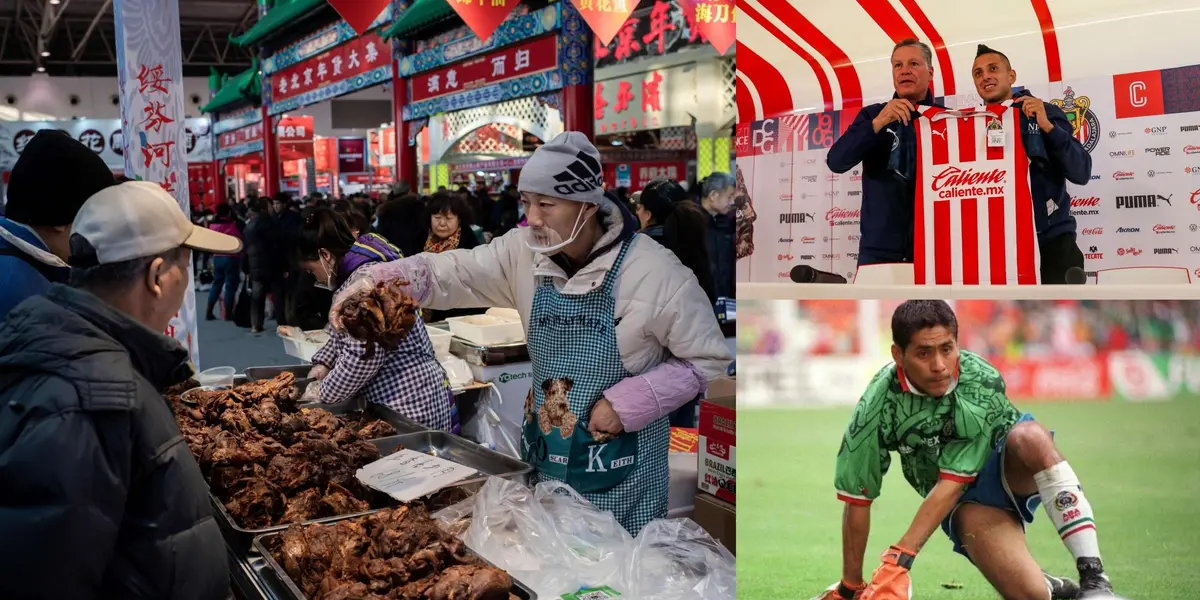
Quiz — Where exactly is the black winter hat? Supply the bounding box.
[5,129,116,226]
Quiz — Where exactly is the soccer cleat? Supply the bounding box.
[1043,571,1080,599]
[1077,557,1114,597]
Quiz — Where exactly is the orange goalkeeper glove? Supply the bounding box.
[815,580,866,600]
[861,545,916,600]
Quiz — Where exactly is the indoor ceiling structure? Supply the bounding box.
[0,0,259,76]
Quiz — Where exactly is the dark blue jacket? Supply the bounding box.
[826,95,942,265]
[0,217,69,320]
[1010,88,1092,243]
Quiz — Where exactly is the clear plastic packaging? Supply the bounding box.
[461,384,522,459]
[624,519,736,600]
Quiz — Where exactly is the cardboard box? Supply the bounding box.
[705,376,736,407]
[693,492,735,555]
[698,395,735,504]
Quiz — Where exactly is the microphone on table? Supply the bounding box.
[1064,267,1088,285]
[789,265,849,284]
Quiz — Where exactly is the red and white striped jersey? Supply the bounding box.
[913,102,1040,285]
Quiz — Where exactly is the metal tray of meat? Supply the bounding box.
[449,337,529,366]
[211,435,410,549]
[299,401,429,436]
[245,364,316,382]
[250,520,537,600]
[380,430,532,487]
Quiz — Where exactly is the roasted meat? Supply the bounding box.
[336,280,421,359]
[302,407,344,436]
[224,478,284,529]
[357,419,397,439]
[237,371,298,405]
[270,506,513,600]
[281,488,325,524]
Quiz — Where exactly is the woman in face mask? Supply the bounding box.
[297,207,456,432]
[329,132,731,535]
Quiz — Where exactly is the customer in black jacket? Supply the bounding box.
[0,181,240,599]
[243,198,286,332]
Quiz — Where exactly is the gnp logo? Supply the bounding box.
[1080,227,1103,236]
[1184,145,1200,155]
[1117,247,1143,256]
[1145,126,1169,135]
[848,234,862,241]
[1115,227,1140,233]
[823,190,841,197]
[1051,87,1101,153]
[1084,245,1103,260]
[1113,171,1135,181]
[1186,167,1200,175]
[1153,224,1176,234]
[1070,196,1101,216]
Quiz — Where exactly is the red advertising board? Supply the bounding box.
[314,137,337,172]
[271,31,389,103]
[989,357,1111,401]
[277,115,314,142]
[337,137,367,173]
[604,161,685,191]
[410,35,558,102]
[218,121,264,150]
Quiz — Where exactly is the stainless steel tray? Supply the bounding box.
[251,519,537,600]
[211,435,411,548]
[449,337,529,366]
[381,430,532,487]
[245,365,315,381]
[296,401,428,436]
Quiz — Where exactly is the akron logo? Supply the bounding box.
[1051,87,1101,154]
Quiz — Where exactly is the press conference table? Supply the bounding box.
[737,283,1200,300]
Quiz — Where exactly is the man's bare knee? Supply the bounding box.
[1007,420,1061,472]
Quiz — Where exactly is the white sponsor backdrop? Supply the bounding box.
[735,74,1200,285]
[0,117,213,173]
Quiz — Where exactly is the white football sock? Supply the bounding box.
[1033,461,1101,563]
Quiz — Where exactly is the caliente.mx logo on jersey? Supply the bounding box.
[1051,87,1101,154]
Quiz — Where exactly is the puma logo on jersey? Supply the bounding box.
[930,129,947,139]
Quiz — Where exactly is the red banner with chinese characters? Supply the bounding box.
[382,126,396,155]
[338,137,368,173]
[283,160,302,178]
[271,31,389,103]
[217,121,264,151]
[594,70,670,134]
[604,161,685,190]
[314,137,336,172]
[410,35,558,102]
[570,0,639,46]
[447,0,520,43]
[278,115,314,161]
[684,0,734,55]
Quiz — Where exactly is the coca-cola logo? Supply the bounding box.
[1071,196,1101,207]
[1081,227,1103,235]
[825,207,861,221]
[930,166,1007,191]
[1153,224,1175,234]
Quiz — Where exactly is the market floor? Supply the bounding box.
[194,310,298,372]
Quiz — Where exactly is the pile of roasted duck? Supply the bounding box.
[337,280,422,359]
[271,505,518,600]
[167,373,399,528]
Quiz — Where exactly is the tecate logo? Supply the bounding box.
[1081,227,1103,235]
[1113,171,1135,180]
[1153,224,1176,234]
[1116,227,1140,233]
[1184,145,1200,155]
[1084,246,1103,260]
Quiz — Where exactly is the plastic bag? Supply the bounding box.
[300,380,321,403]
[622,519,736,600]
[439,355,474,388]
[463,477,633,598]
[461,384,522,459]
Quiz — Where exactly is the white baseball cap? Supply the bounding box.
[70,181,242,266]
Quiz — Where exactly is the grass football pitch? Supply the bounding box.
[738,399,1200,599]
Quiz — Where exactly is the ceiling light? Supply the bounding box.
[49,0,60,4]
[36,66,45,72]
[40,51,50,57]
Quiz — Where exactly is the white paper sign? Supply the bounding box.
[356,449,478,502]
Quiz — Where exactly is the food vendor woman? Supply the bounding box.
[298,207,455,432]
[332,132,731,534]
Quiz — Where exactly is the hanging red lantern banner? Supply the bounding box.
[447,0,520,43]
[684,0,735,55]
[569,0,639,47]
[326,0,392,35]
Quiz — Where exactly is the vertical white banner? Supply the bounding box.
[114,0,200,368]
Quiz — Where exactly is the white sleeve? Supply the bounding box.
[371,228,524,311]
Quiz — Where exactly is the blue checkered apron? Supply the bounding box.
[520,237,669,535]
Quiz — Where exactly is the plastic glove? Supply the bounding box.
[309,364,329,380]
[301,380,322,403]
[328,267,378,330]
[861,546,915,600]
[814,581,865,600]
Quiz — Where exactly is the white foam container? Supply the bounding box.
[279,329,331,363]
[445,308,525,346]
[426,326,453,358]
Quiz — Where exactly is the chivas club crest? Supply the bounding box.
[1050,87,1101,154]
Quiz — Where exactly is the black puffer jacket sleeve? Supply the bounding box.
[0,378,129,599]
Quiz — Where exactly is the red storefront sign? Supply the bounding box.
[594,70,666,133]
[272,32,389,103]
[338,137,368,173]
[604,161,685,190]
[410,35,558,102]
[314,138,337,172]
[684,0,735,55]
[278,115,315,161]
[218,121,264,150]
[381,127,396,155]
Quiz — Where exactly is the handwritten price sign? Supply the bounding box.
[356,449,478,502]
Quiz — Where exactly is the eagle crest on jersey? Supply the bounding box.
[912,102,1041,285]
[835,351,1020,503]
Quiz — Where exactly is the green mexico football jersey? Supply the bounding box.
[834,350,1020,504]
